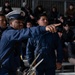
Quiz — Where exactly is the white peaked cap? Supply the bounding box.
[6,9,25,19]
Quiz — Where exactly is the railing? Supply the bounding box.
[56,72,75,75]
[23,60,75,75]
[56,62,75,75]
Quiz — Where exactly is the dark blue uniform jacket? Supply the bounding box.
[26,32,63,69]
[0,26,46,71]
[0,27,7,39]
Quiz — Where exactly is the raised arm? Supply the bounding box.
[4,23,61,41]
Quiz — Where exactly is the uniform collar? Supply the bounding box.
[7,26,14,30]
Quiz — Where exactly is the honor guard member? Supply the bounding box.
[26,13,63,75]
[0,10,59,75]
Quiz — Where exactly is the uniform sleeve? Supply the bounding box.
[6,26,46,41]
[54,33,63,63]
[26,38,35,64]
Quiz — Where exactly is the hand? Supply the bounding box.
[46,23,61,33]
[20,55,23,60]
[30,15,34,19]
[56,62,62,70]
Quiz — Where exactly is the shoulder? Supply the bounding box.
[3,29,18,35]
[2,29,19,40]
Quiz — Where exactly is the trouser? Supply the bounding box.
[36,68,55,75]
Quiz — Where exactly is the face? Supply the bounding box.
[5,2,9,6]
[26,22,32,28]
[38,7,42,10]
[69,5,73,9]
[37,16,48,26]
[63,25,69,31]
[0,16,7,28]
[52,8,56,12]
[10,19,24,30]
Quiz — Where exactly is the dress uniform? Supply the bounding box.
[0,10,48,75]
[26,32,63,75]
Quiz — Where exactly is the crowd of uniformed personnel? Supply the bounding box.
[0,1,75,75]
